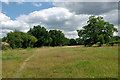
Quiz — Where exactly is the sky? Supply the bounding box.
[0,1,119,38]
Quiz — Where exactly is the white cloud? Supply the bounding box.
[2,29,13,33]
[0,5,118,38]
[102,9,118,36]
[0,13,29,31]
[1,20,29,30]
[16,7,91,38]
[0,13,10,21]
[17,0,25,4]
[1,0,25,5]
[53,2,118,15]
[102,9,118,26]
[1,7,90,38]
[63,30,79,38]
[53,0,119,2]
[0,0,9,4]
[33,2,42,7]
[0,13,30,38]
[0,0,119,5]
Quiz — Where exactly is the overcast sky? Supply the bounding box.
[0,1,119,38]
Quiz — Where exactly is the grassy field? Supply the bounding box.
[2,46,118,78]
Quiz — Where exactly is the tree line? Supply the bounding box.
[2,26,68,49]
[1,16,120,49]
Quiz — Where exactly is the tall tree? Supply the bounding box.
[77,16,118,46]
[76,38,84,45]
[69,39,77,46]
[27,25,52,47]
[49,30,65,46]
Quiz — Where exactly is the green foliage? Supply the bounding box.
[98,35,105,44]
[3,25,70,48]
[63,38,70,46]
[2,56,21,60]
[108,40,120,46]
[109,41,114,46]
[27,25,52,47]
[2,44,11,50]
[108,36,120,46]
[111,36,120,42]
[118,40,120,44]
[97,42,101,47]
[77,16,118,46]
[69,39,77,46]
[0,38,2,42]
[2,46,118,78]
[2,37,8,42]
[6,30,37,49]
[49,30,66,46]
[76,38,84,45]
[22,33,38,48]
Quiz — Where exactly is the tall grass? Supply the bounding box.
[2,46,118,78]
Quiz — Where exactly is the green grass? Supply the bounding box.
[2,46,118,78]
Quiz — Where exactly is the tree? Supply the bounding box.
[98,35,105,46]
[7,30,37,49]
[21,33,37,48]
[27,25,52,47]
[77,16,118,46]
[111,36,120,41]
[69,39,77,46]
[49,30,65,46]
[107,36,120,46]
[63,38,70,46]
[0,38,2,42]
[2,37,8,42]
[76,38,84,45]
[7,31,23,48]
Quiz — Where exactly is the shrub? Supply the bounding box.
[114,40,120,44]
[118,40,120,44]
[2,44,11,50]
[97,42,101,47]
[6,31,37,49]
[108,40,120,46]
[109,41,114,46]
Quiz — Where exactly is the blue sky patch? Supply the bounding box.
[2,2,55,20]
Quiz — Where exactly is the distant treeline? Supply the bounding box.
[1,16,120,49]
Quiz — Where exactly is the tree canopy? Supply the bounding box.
[49,30,66,46]
[27,25,52,47]
[6,30,37,49]
[1,16,119,49]
[77,16,118,46]
[69,39,77,46]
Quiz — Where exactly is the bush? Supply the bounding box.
[69,39,77,46]
[118,40,120,44]
[108,40,120,46]
[97,42,101,47]
[109,41,114,46]
[113,41,117,44]
[2,44,11,50]
[6,31,37,49]
[114,40,120,44]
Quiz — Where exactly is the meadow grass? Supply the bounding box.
[2,46,118,78]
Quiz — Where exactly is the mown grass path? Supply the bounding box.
[14,53,36,78]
